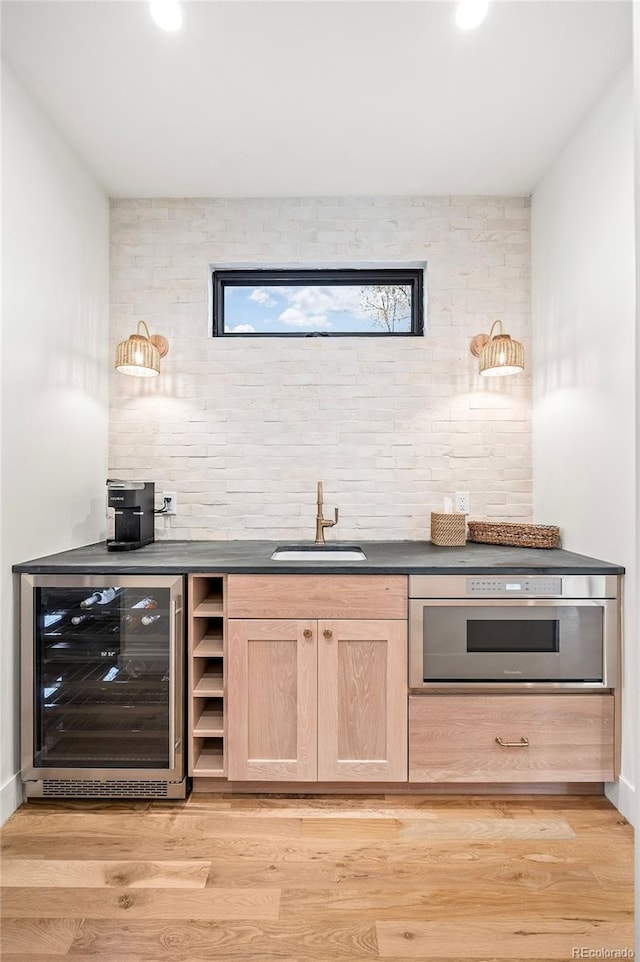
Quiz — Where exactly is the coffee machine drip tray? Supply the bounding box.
[106,538,155,552]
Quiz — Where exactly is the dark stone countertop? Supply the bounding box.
[12,539,625,575]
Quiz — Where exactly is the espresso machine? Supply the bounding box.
[106,480,155,551]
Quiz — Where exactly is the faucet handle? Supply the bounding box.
[323,507,338,529]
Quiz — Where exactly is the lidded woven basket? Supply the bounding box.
[430,512,467,547]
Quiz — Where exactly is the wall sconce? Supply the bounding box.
[469,319,524,377]
[115,320,169,378]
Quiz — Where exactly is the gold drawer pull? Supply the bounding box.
[323,629,333,639]
[303,629,312,639]
[495,736,529,748]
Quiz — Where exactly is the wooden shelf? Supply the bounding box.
[194,634,223,658]
[194,740,225,777]
[194,598,223,617]
[194,670,223,697]
[194,704,224,737]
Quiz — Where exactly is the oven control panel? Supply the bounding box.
[465,578,563,596]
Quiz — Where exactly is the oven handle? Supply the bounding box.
[495,736,529,748]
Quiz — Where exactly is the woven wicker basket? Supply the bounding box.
[430,512,467,547]
[467,520,560,549]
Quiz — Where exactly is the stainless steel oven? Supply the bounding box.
[409,575,619,690]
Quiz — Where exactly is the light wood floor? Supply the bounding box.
[0,793,634,960]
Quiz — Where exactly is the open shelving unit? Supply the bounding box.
[188,574,226,778]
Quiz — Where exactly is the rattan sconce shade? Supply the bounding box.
[479,332,524,377]
[115,321,161,377]
[470,319,524,377]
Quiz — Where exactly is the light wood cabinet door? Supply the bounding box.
[227,619,317,781]
[317,620,408,782]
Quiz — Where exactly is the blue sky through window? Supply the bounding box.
[224,284,412,334]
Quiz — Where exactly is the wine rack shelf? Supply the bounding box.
[193,699,224,736]
[188,574,226,779]
[193,633,223,658]
[193,738,225,777]
[193,670,224,697]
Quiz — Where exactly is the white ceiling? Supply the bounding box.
[1,1,632,197]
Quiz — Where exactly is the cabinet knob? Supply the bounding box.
[303,629,312,639]
[323,629,333,639]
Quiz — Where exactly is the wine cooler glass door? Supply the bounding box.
[32,583,177,773]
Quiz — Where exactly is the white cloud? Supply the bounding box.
[249,289,275,307]
[291,285,364,316]
[230,324,256,333]
[279,307,331,329]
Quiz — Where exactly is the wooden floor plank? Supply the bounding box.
[398,816,576,841]
[1,957,142,962]
[300,818,400,841]
[204,849,623,888]
[376,919,635,959]
[279,881,631,922]
[1,812,303,840]
[0,919,82,956]
[0,859,210,888]
[66,919,379,959]
[1,887,280,920]
[222,796,601,818]
[224,793,605,813]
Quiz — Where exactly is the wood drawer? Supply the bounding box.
[226,575,408,620]
[409,694,614,783]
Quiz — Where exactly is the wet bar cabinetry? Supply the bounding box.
[15,545,623,797]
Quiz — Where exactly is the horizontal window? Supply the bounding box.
[212,268,424,337]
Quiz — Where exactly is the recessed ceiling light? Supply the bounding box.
[455,0,490,30]
[149,0,183,33]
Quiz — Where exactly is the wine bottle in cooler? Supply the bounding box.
[80,587,121,608]
[71,613,95,627]
[141,613,161,627]
[124,596,158,626]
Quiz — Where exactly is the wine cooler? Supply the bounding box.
[21,574,186,799]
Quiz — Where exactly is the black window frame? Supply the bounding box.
[212,268,424,337]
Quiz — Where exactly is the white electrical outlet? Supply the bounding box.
[163,491,177,516]
[455,491,470,514]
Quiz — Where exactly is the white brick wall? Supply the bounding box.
[109,195,532,541]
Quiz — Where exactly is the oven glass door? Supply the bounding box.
[420,602,604,683]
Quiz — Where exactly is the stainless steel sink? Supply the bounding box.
[270,545,367,561]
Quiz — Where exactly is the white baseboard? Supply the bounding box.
[0,772,23,825]
[606,775,636,825]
